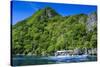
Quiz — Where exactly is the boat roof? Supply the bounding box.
[56,50,73,53]
[56,50,67,52]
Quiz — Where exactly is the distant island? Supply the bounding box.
[12,7,97,56]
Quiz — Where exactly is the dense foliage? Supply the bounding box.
[12,7,97,56]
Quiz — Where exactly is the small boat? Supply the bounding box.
[46,50,89,61]
[46,54,88,61]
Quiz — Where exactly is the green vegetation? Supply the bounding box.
[12,7,97,56]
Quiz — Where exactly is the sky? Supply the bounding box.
[11,1,97,25]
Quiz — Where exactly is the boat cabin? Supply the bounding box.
[55,50,73,56]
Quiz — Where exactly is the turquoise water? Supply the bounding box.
[12,55,97,66]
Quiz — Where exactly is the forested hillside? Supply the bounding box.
[12,7,97,56]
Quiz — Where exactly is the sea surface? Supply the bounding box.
[12,55,97,66]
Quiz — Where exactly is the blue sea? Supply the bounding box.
[12,55,97,66]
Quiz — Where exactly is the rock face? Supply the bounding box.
[88,48,97,55]
[44,7,60,18]
[39,7,60,20]
[86,12,97,31]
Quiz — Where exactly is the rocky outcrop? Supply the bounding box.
[86,12,97,31]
